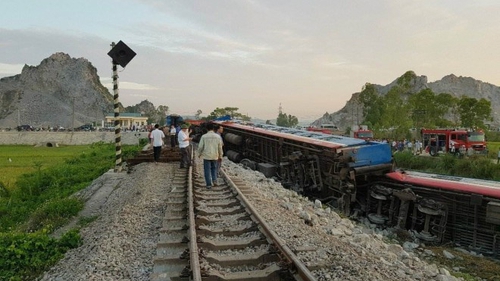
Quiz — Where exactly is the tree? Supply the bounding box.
[276,112,298,127]
[205,107,251,121]
[396,70,417,91]
[156,105,169,124]
[434,93,457,127]
[458,96,492,128]
[407,89,453,128]
[195,109,202,120]
[379,85,412,138]
[359,83,384,126]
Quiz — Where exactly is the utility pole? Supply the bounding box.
[72,97,75,131]
[17,92,20,126]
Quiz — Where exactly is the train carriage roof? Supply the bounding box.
[386,170,500,199]
[218,121,375,148]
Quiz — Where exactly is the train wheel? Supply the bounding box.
[240,158,257,170]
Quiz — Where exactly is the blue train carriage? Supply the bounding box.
[216,121,394,214]
[165,114,184,127]
[312,135,394,214]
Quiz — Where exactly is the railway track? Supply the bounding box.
[147,157,321,281]
[127,146,182,166]
[123,146,484,280]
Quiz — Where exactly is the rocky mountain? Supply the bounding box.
[0,53,117,129]
[123,100,169,124]
[312,72,500,130]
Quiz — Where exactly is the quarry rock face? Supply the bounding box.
[0,53,116,128]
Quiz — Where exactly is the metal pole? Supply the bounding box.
[72,97,75,131]
[111,42,122,172]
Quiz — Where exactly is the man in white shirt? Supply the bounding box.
[178,124,192,168]
[150,124,165,163]
[169,125,177,149]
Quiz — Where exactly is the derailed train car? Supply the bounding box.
[216,121,394,214]
[211,121,500,256]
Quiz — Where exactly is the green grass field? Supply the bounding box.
[488,141,500,158]
[0,145,95,191]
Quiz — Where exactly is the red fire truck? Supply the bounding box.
[350,125,374,140]
[421,128,487,156]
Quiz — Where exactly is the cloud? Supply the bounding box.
[100,77,160,91]
[0,63,24,76]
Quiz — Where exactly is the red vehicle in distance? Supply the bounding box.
[421,128,487,156]
[350,125,374,140]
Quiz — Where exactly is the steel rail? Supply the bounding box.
[188,163,202,280]
[221,169,317,281]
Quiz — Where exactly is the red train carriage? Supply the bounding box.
[377,170,500,255]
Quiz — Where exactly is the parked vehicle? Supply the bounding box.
[16,125,33,131]
[351,125,373,140]
[76,124,95,131]
[421,128,487,156]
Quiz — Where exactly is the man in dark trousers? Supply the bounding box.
[178,124,192,168]
[169,125,177,149]
[150,124,165,164]
[197,123,223,188]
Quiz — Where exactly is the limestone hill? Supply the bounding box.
[0,53,115,128]
[312,72,500,129]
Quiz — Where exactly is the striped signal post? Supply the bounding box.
[111,42,122,172]
[107,41,136,172]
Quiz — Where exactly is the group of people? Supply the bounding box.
[389,139,423,154]
[149,122,224,189]
[149,123,192,165]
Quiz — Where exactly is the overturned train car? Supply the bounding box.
[215,121,500,256]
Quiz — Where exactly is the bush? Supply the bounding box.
[394,153,500,181]
[437,154,457,174]
[0,182,8,198]
[394,152,437,171]
[21,198,83,233]
[0,230,81,281]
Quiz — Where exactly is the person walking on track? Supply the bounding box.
[197,123,223,188]
[169,125,177,149]
[150,124,165,164]
[178,124,192,169]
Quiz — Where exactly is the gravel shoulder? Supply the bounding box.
[40,163,175,281]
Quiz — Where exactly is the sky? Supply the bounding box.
[1,0,500,122]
